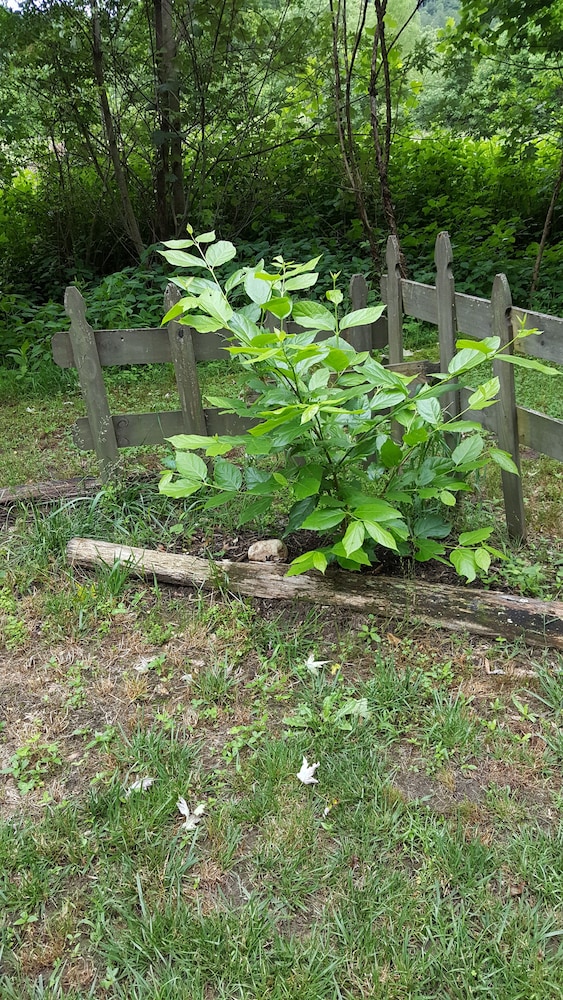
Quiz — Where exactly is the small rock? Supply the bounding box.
[247,539,288,563]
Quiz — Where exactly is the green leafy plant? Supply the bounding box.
[2,732,63,794]
[158,230,559,581]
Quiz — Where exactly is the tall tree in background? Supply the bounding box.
[451,0,563,293]
[329,0,427,273]
[153,0,185,238]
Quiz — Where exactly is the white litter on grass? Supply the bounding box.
[297,756,320,785]
[177,798,206,830]
[305,654,330,676]
[125,776,154,797]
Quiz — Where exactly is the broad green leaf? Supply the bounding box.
[159,477,203,498]
[294,464,323,500]
[204,491,236,510]
[403,426,429,446]
[474,547,491,573]
[455,337,500,353]
[264,296,292,319]
[363,520,398,551]
[286,496,317,535]
[284,255,322,276]
[284,273,318,291]
[309,368,331,392]
[440,490,457,506]
[489,448,520,475]
[443,420,483,432]
[326,288,343,306]
[301,508,347,531]
[285,550,328,577]
[414,539,446,561]
[213,458,242,491]
[301,404,319,424]
[415,396,442,424]
[352,500,401,522]
[162,300,187,324]
[339,305,386,330]
[175,452,207,481]
[292,300,335,331]
[494,354,561,375]
[325,348,351,372]
[342,521,365,556]
[159,249,207,268]
[205,240,236,268]
[448,348,486,374]
[198,287,232,325]
[228,312,262,344]
[452,435,484,465]
[188,314,224,333]
[195,230,216,243]
[414,514,451,539]
[459,527,493,545]
[331,542,371,566]
[380,438,403,467]
[225,268,246,294]
[162,238,194,249]
[166,434,209,450]
[450,547,477,582]
[467,378,500,409]
[244,271,272,305]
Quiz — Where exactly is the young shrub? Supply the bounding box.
[158,229,559,581]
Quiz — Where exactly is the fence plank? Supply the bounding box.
[165,284,207,436]
[384,237,404,364]
[435,232,461,421]
[64,286,119,481]
[461,389,563,464]
[381,277,563,365]
[491,275,526,539]
[72,407,257,450]
[345,274,372,352]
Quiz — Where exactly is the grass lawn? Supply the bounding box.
[1,343,563,998]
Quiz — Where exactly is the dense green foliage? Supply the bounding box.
[1,0,563,364]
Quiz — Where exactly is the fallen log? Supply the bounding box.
[0,477,101,506]
[67,537,563,649]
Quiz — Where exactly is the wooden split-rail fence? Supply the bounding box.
[52,232,563,540]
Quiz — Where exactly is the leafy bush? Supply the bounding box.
[157,231,559,581]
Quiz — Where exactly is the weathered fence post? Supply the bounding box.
[385,236,404,365]
[64,286,118,481]
[165,283,207,437]
[345,274,371,352]
[491,274,526,540]
[435,232,461,422]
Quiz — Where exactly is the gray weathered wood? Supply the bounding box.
[67,537,563,649]
[345,274,372,352]
[491,274,526,540]
[461,390,563,463]
[72,407,257,450]
[0,477,101,506]
[384,236,404,365]
[435,232,461,421]
[380,277,563,365]
[165,283,207,436]
[64,286,119,481]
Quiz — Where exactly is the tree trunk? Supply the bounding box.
[530,146,563,295]
[329,0,381,272]
[370,0,406,276]
[91,8,145,259]
[154,0,186,239]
